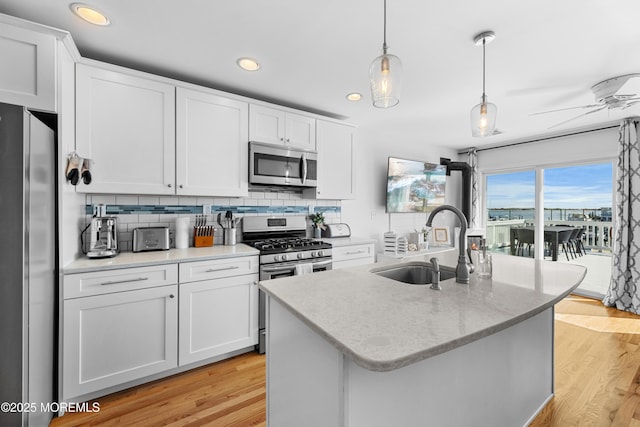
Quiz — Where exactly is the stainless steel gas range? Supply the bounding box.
[242,216,332,354]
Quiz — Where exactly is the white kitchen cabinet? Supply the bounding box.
[176,87,248,197]
[332,243,375,269]
[314,120,356,199]
[249,104,316,149]
[0,23,56,111]
[179,256,259,365]
[75,63,176,194]
[62,280,178,400]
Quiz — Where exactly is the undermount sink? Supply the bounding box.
[372,262,457,285]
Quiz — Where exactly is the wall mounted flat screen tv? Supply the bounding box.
[386,157,447,213]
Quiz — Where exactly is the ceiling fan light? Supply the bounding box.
[370,52,402,108]
[471,99,497,137]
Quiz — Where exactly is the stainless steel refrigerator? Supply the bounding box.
[0,102,57,426]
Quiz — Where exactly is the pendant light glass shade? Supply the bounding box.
[370,51,402,108]
[370,0,401,108]
[470,96,497,137]
[470,31,497,137]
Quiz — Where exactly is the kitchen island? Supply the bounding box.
[259,250,586,427]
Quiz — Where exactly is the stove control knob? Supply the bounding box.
[310,251,317,258]
[281,254,288,261]
[317,250,325,257]
[273,255,280,262]
[297,253,304,260]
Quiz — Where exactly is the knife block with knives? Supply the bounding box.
[193,214,214,247]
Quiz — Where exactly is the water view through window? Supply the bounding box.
[485,162,613,297]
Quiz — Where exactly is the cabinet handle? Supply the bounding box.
[253,281,259,286]
[280,137,284,141]
[345,250,366,255]
[286,138,290,143]
[168,183,172,188]
[205,266,240,273]
[179,184,183,188]
[100,277,149,286]
[169,294,175,299]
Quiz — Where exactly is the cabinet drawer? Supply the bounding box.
[332,244,375,262]
[64,264,178,299]
[179,256,259,283]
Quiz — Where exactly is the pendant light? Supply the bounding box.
[470,31,497,137]
[369,0,402,108]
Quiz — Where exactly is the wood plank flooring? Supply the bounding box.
[50,295,640,426]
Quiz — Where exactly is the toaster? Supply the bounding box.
[133,227,170,252]
[322,223,351,238]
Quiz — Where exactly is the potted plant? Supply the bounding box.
[310,212,326,238]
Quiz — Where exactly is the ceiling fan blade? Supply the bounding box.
[530,104,602,116]
[622,101,640,109]
[547,106,608,129]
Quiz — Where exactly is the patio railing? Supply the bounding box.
[486,220,613,253]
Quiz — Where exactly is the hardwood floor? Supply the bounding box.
[49,352,266,427]
[50,295,640,426]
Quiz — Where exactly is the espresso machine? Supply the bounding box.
[87,204,118,258]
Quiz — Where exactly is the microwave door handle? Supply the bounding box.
[300,153,307,184]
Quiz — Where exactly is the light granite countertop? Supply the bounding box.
[259,250,586,372]
[63,244,259,274]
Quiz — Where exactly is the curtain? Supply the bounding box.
[603,119,640,314]
[467,147,479,229]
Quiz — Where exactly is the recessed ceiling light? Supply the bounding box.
[70,3,110,26]
[237,57,261,71]
[346,93,362,102]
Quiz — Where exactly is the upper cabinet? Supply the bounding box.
[249,104,316,150]
[176,87,248,197]
[0,23,56,111]
[75,64,176,194]
[314,120,356,200]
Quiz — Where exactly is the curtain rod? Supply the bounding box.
[458,124,620,155]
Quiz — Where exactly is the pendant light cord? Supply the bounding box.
[481,37,486,104]
[382,0,388,54]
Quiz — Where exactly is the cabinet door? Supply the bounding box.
[176,88,248,197]
[285,112,316,149]
[179,274,258,366]
[249,104,285,145]
[76,64,176,194]
[62,285,178,400]
[316,121,356,199]
[0,24,55,111]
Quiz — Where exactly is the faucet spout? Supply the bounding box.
[426,205,471,284]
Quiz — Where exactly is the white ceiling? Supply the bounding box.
[3,0,640,150]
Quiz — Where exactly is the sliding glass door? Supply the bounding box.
[484,161,613,298]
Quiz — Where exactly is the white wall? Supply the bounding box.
[341,126,462,251]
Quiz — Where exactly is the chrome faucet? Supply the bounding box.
[426,205,472,284]
[429,257,441,290]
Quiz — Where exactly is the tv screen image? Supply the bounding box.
[386,157,447,213]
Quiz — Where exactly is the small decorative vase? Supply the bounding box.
[314,226,322,239]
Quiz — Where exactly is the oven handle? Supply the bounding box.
[261,259,332,273]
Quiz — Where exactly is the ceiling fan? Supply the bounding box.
[531,73,640,128]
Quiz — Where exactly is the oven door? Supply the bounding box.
[260,258,332,280]
[257,258,331,354]
[249,141,317,188]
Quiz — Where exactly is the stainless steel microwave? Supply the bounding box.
[249,141,318,188]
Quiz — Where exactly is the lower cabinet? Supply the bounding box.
[179,273,259,366]
[332,243,376,269]
[62,284,178,400]
[61,255,259,401]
